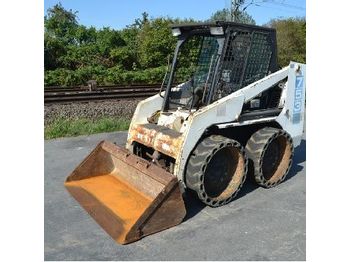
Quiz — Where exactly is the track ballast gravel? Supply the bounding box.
[44,99,141,126]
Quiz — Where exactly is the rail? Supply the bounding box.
[44,84,161,104]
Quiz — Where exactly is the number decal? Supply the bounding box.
[293,75,304,123]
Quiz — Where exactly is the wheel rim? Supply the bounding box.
[261,135,292,184]
[204,146,245,201]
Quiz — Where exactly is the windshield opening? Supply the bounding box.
[166,34,221,111]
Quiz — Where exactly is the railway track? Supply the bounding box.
[44,84,162,104]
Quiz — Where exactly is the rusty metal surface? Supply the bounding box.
[127,123,184,159]
[65,140,186,244]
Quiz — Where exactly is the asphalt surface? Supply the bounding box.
[45,131,306,261]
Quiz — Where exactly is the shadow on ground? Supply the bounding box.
[183,190,206,221]
[182,139,306,222]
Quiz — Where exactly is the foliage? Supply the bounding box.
[266,17,306,66]
[44,4,305,86]
[208,8,256,25]
[44,3,78,38]
[44,117,131,139]
[44,3,79,70]
[137,18,177,68]
[44,4,177,86]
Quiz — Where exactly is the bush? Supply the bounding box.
[266,17,306,66]
[44,4,306,86]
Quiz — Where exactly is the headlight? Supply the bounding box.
[210,26,224,35]
[171,28,181,37]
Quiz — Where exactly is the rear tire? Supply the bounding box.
[245,127,294,188]
[185,135,248,207]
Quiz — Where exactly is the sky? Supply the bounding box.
[44,0,306,29]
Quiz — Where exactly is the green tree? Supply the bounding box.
[44,3,79,70]
[44,3,78,41]
[133,12,149,29]
[44,34,67,70]
[137,18,177,69]
[266,17,306,66]
[116,26,141,70]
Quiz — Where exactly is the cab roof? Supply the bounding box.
[171,21,275,34]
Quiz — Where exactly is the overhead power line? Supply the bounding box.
[229,0,305,22]
[253,4,303,14]
[262,0,305,11]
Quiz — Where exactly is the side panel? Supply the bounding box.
[175,66,292,182]
[174,94,245,182]
[239,66,289,101]
[126,93,164,150]
[276,62,306,147]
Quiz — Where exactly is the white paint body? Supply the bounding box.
[126,62,306,184]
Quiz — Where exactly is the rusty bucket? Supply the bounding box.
[64,141,186,244]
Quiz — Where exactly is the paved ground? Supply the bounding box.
[45,131,306,261]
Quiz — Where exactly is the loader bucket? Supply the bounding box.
[64,140,186,244]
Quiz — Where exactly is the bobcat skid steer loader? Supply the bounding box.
[65,21,306,244]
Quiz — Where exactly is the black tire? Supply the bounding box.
[185,135,248,207]
[245,127,294,188]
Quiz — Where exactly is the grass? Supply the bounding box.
[45,117,131,139]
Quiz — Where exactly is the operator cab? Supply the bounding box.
[162,21,280,114]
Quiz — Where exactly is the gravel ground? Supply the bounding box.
[44,99,141,125]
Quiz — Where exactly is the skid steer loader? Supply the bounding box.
[65,21,306,244]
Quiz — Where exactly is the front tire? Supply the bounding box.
[245,127,294,188]
[185,135,248,207]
